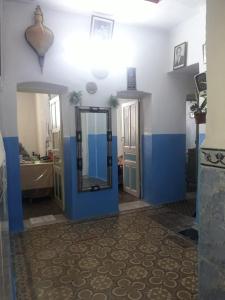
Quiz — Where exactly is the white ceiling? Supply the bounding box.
[18,0,206,29]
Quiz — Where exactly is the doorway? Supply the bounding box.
[17,91,65,227]
[117,99,142,206]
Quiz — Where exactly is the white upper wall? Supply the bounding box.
[1,2,171,136]
[0,0,206,138]
[0,1,170,137]
[167,7,206,138]
[17,92,39,155]
[17,92,50,156]
[169,8,206,72]
[35,93,50,157]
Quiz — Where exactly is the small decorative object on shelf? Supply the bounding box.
[69,91,82,106]
[127,67,136,90]
[25,6,54,72]
[108,95,119,108]
[86,82,97,94]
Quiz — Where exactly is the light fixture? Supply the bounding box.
[145,0,161,3]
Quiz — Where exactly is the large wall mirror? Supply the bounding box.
[76,107,112,192]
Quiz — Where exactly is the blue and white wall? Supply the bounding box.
[169,8,206,222]
[0,0,206,232]
[169,8,206,144]
[143,73,198,204]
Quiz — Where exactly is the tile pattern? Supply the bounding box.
[12,208,198,300]
[165,199,196,218]
[198,165,225,298]
[23,197,62,220]
[201,147,225,169]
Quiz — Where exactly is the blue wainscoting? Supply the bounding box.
[88,134,107,181]
[2,133,187,231]
[142,134,152,202]
[151,134,186,203]
[142,134,186,204]
[64,136,119,221]
[3,137,24,233]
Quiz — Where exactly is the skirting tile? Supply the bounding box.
[119,200,150,212]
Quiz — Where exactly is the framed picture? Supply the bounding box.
[173,42,188,70]
[203,43,206,64]
[195,72,207,97]
[90,15,114,41]
[127,68,136,90]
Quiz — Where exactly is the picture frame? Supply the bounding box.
[90,15,114,41]
[127,68,136,90]
[195,72,207,97]
[173,42,188,70]
[203,43,206,64]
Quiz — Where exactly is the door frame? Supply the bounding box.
[16,82,67,218]
[118,98,142,198]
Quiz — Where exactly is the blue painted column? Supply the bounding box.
[142,134,186,204]
[3,137,24,233]
[64,136,119,221]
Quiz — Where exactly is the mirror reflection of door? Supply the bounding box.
[76,107,112,192]
[49,95,64,209]
[122,101,140,197]
[81,112,108,189]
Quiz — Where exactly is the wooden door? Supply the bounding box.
[122,101,140,197]
[49,96,64,209]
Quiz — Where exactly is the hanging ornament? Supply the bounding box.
[25,6,54,72]
[69,91,82,105]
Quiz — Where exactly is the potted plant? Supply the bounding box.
[69,91,82,106]
[190,96,207,124]
[108,95,119,108]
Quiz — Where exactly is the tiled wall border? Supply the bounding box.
[201,148,225,169]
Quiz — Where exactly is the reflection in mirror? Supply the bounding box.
[76,107,112,192]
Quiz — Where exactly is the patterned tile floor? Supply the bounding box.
[12,207,198,300]
[119,191,138,203]
[23,197,62,220]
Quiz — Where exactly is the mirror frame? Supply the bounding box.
[75,106,112,192]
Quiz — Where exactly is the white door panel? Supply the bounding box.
[50,96,64,209]
[122,101,140,197]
